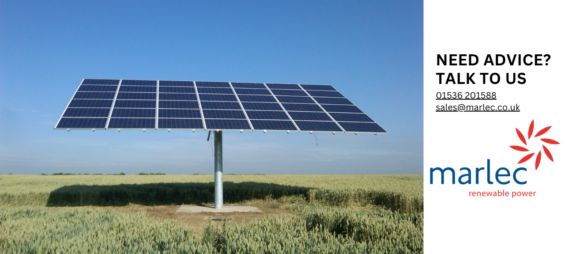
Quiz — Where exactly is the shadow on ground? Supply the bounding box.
[46,182,311,207]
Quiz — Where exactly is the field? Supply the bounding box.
[0,175,423,253]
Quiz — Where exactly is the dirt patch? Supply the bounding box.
[111,202,294,234]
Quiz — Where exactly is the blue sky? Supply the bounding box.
[0,1,422,175]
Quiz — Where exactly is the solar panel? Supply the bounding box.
[55,79,386,133]
[241,103,283,111]
[78,86,118,92]
[120,86,156,92]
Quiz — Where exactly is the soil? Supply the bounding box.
[111,202,294,234]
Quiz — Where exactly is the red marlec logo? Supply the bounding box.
[510,120,560,170]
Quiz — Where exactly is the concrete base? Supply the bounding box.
[176,205,262,213]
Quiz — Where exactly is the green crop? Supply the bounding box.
[0,175,423,253]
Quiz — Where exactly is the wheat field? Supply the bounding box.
[0,174,423,253]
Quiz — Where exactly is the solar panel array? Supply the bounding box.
[55,79,387,133]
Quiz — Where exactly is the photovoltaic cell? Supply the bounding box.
[74,92,115,99]
[78,86,118,92]
[159,81,194,87]
[338,122,386,133]
[69,100,113,108]
[199,94,238,101]
[159,93,197,101]
[197,87,234,94]
[82,79,120,85]
[114,100,156,108]
[246,111,290,120]
[276,96,315,104]
[288,112,332,121]
[237,95,277,102]
[321,105,363,113]
[330,113,373,122]
[234,88,271,95]
[266,83,300,90]
[281,103,323,112]
[205,119,251,130]
[111,109,156,117]
[160,87,195,93]
[200,102,241,110]
[63,108,110,117]
[271,89,308,96]
[159,109,201,118]
[231,82,266,89]
[57,118,107,128]
[295,121,342,131]
[108,118,155,128]
[195,81,230,88]
[203,110,246,119]
[119,86,156,92]
[315,97,353,105]
[159,101,199,109]
[307,91,344,97]
[300,84,336,91]
[117,93,156,100]
[121,80,157,86]
[251,120,297,130]
[241,103,283,111]
[159,119,203,129]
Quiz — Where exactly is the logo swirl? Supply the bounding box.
[510,120,560,170]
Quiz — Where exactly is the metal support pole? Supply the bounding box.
[214,131,223,208]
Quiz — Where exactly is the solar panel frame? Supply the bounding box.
[263,83,301,131]
[55,79,387,134]
[156,81,160,129]
[193,81,207,129]
[105,80,123,128]
[55,79,102,129]
[229,82,254,130]
[297,84,346,132]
